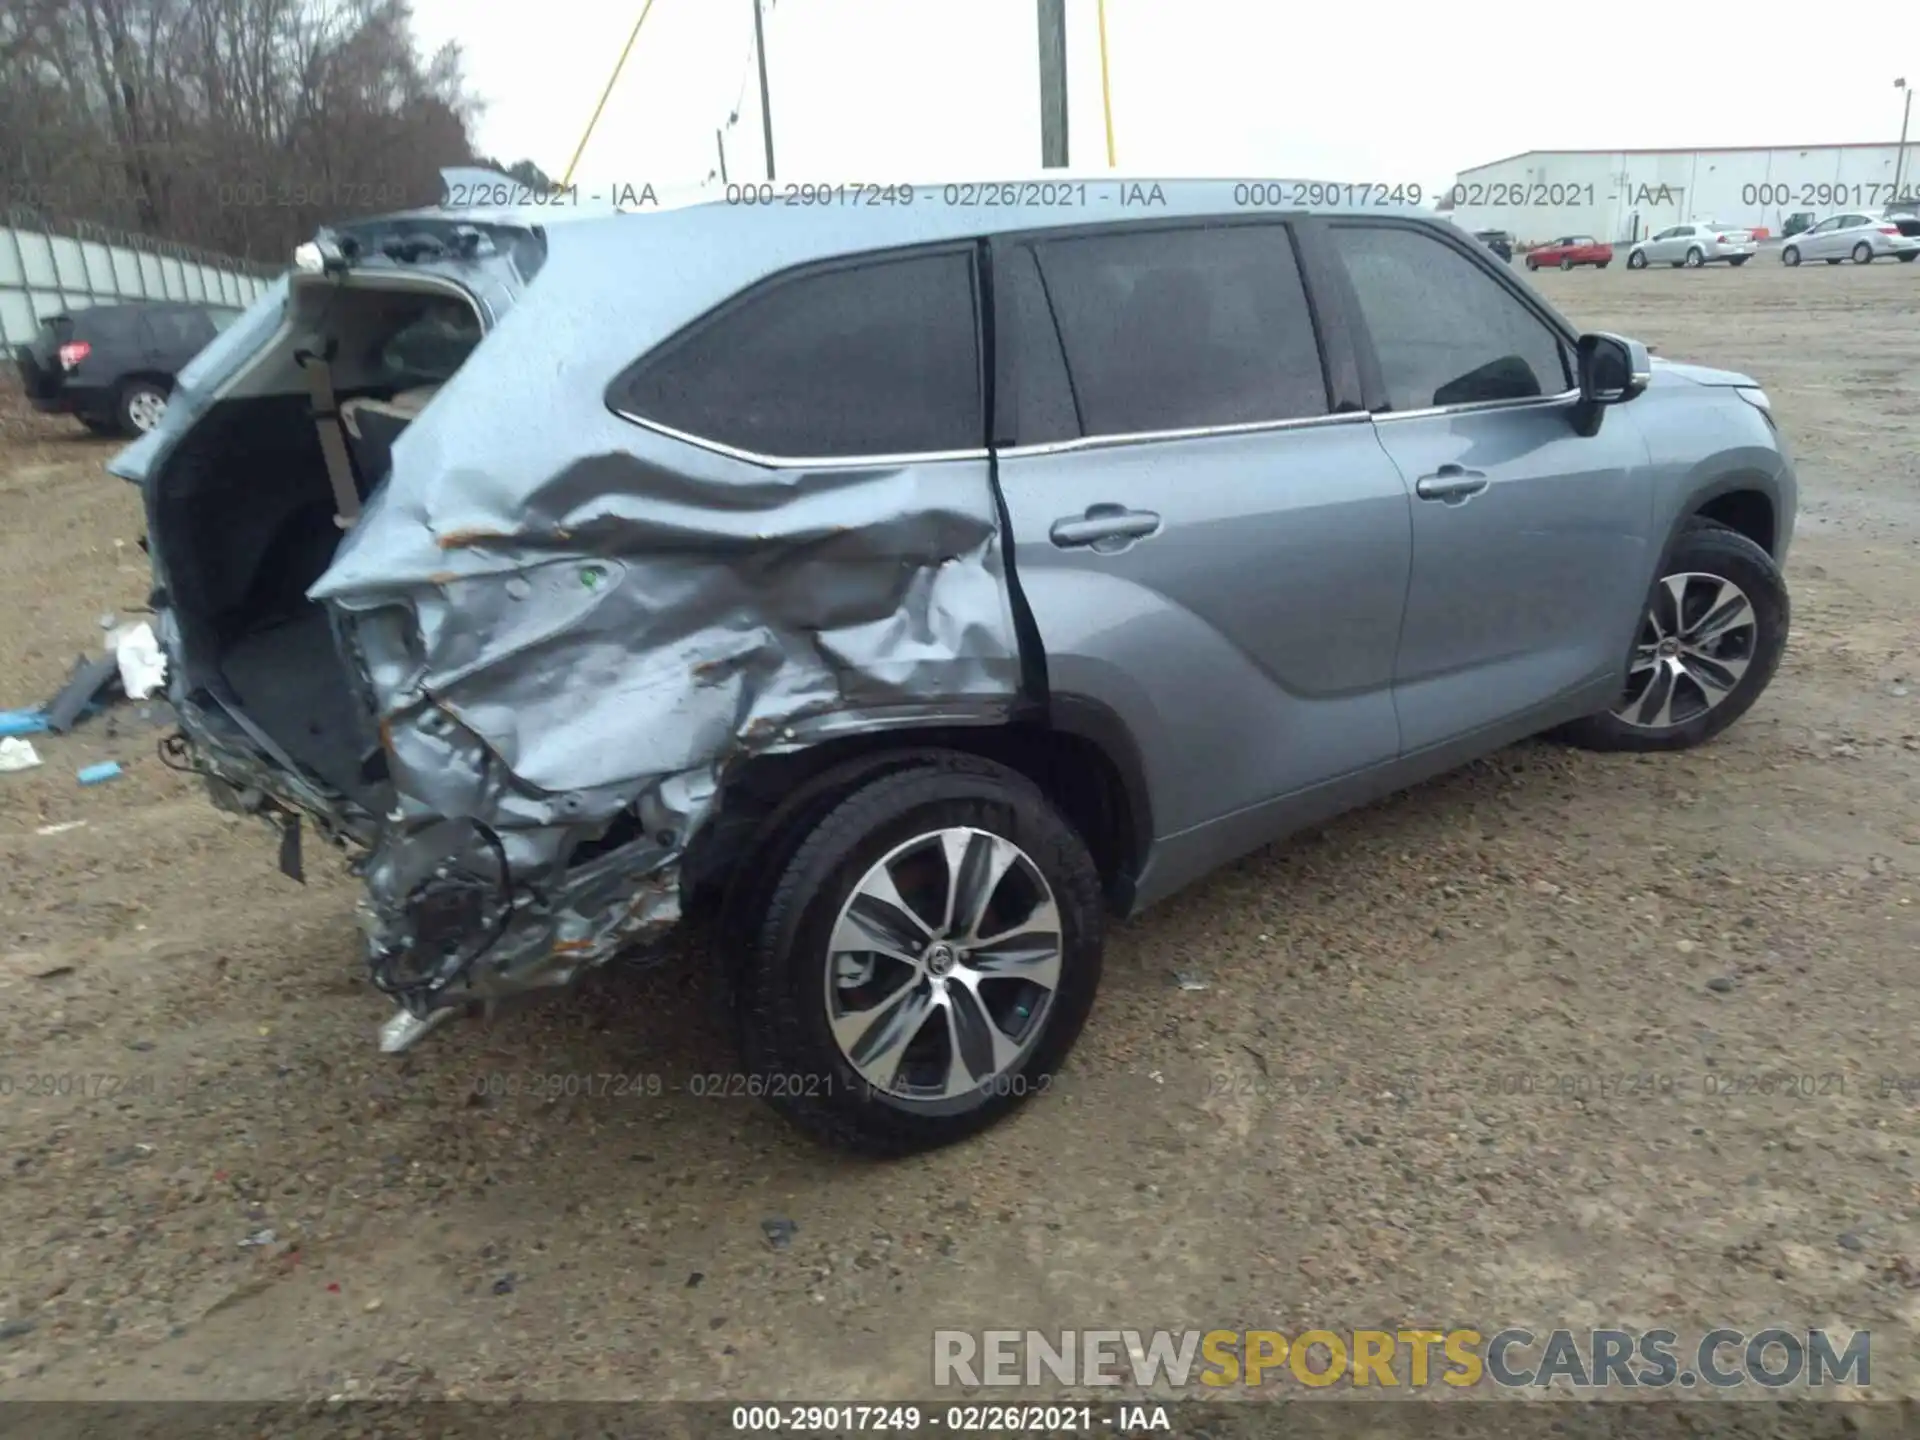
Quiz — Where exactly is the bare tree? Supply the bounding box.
[0,0,486,260]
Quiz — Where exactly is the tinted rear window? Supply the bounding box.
[611,248,983,459]
[1029,223,1327,435]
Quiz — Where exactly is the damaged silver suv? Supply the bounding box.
[113,174,1797,1155]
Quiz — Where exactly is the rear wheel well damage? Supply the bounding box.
[1690,488,1775,559]
[683,719,1147,921]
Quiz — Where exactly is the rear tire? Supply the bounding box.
[1525,256,1539,271]
[1852,242,1874,264]
[1555,520,1788,754]
[1559,257,1573,271]
[731,755,1105,1157]
[1684,247,1704,268]
[115,379,168,437]
[1899,252,1917,263]
[1729,256,1750,266]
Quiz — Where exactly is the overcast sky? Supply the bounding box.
[409,0,1914,199]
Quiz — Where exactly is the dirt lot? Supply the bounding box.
[1,256,1917,1406]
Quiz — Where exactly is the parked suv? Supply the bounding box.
[114,176,1797,1156]
[1626,222,1756,269]
[14,300,242,436]
[1472,229,1514,262]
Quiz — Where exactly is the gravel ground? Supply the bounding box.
[0,257,1916,1406]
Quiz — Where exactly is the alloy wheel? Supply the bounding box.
[824,826,1061,1102]
[1612,572,1758,730]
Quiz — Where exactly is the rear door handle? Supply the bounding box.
[1050,504,1163,551]
[1414,464,1489,503]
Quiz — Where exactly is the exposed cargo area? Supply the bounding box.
[148,278,484,810]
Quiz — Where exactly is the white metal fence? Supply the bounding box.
[0,215,277,348]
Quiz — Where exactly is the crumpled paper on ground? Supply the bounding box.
[0,737,43,772]
[108,621,168,701]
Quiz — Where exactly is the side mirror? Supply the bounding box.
[1571,332,1650,436]
[1577,332,1650,403]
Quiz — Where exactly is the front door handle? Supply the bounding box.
[1414,464,1489,504]
[1050,504,1163,551]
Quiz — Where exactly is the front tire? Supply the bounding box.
[1782,245,1801,266]
[1628,250,1648,269]
[1560,257,1573,271]
[1556,520,1788,754]
[1525,256,1539,271]
[732,756,1105,1156]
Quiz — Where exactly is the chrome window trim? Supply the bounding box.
[1370,387,1582,423]
[996,408,1369,459]
[610,410,991,470]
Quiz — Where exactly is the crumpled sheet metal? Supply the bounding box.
[310,217,1023,1009]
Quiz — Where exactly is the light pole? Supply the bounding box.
[1897,78,1914,201]
[752,0,776,181]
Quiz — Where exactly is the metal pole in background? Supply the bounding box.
[1095,0,1117,167]
[1896,79,1913,199]
[752,0,776,181]
[1037,0,1069,169]
[716,129,730,184]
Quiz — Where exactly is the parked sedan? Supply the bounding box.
[1627,223,1756,270]
[1779,212,1920,266]
[1524,235,1613,270]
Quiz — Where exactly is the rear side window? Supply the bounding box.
[142,307,214,354]
[1331,224,1571,411]
[1028,224,1326,435]
[613,249,982,460]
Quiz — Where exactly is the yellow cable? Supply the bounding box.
[1096,0,1116,168]
[560,0,662,190]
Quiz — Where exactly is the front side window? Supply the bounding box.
[612,249,982,460]
[1331,224,1571,412]
[1027,222,1327,436]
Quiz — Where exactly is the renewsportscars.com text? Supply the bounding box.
[933,1327,1871,1390]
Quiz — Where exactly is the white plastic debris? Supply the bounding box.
[35,821,87,836]
[0,737,43,772]
[112,621,167,701]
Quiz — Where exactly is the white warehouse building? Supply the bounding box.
[1442,144,1919,246]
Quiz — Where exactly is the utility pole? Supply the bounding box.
[716,128,730,185]
[1896,79,1914,200]
[1037,0,1069,168]
[752,0,776,181]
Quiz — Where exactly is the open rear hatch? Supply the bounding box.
[111,206,549,843]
